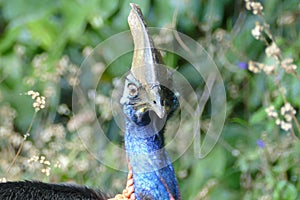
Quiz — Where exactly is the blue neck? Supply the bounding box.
[124,112,180,200]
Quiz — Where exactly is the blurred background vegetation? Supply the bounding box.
[1,0,300,199]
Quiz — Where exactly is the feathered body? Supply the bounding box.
[0,181,108,200]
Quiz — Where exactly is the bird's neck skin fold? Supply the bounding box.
[124,113,180,200]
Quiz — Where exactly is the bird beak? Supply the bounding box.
[128,3,168,119]
[148,86,166,119]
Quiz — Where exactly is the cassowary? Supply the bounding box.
[0,3,180,200]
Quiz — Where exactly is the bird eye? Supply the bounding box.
[128,83,138,97]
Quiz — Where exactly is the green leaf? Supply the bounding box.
[152,0,173,27]
[177,0,202,32]
[0,27,20,53]
[2,0,57,21]
[249,74,265,109]
[61,0,88,40]
[26,19,57,50]
[98,0,119,20]
[1,53,22,81]
[202,0,228,29]
[184,146,227,198]
[249,107,267,125]
[273,180,298,200]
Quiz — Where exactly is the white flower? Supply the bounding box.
[275,118,281,125]
[281,58,297,73]
[245,1,264,15]
[26,90,46,112]
[251,22,264,40]
[0,178,7,183]
[265,43,281,58]
[41,167,51,176]
[265,105,278,118]
[245,0,251,10]
[263,65,275,75]
[280,121,292,131]
[248,61,264,73]
[281,102,296,115]
[250,2,264,15]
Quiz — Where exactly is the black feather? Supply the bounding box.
[0,181,110,200]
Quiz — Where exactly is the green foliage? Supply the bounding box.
[1,0,300,199]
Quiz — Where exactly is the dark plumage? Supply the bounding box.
[0,181,109,200]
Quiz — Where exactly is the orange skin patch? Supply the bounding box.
[108,164,136,200]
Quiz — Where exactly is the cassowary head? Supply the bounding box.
[120,72,177,126]
[120,3,178,126]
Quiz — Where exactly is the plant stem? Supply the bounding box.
[4,111,37,177]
